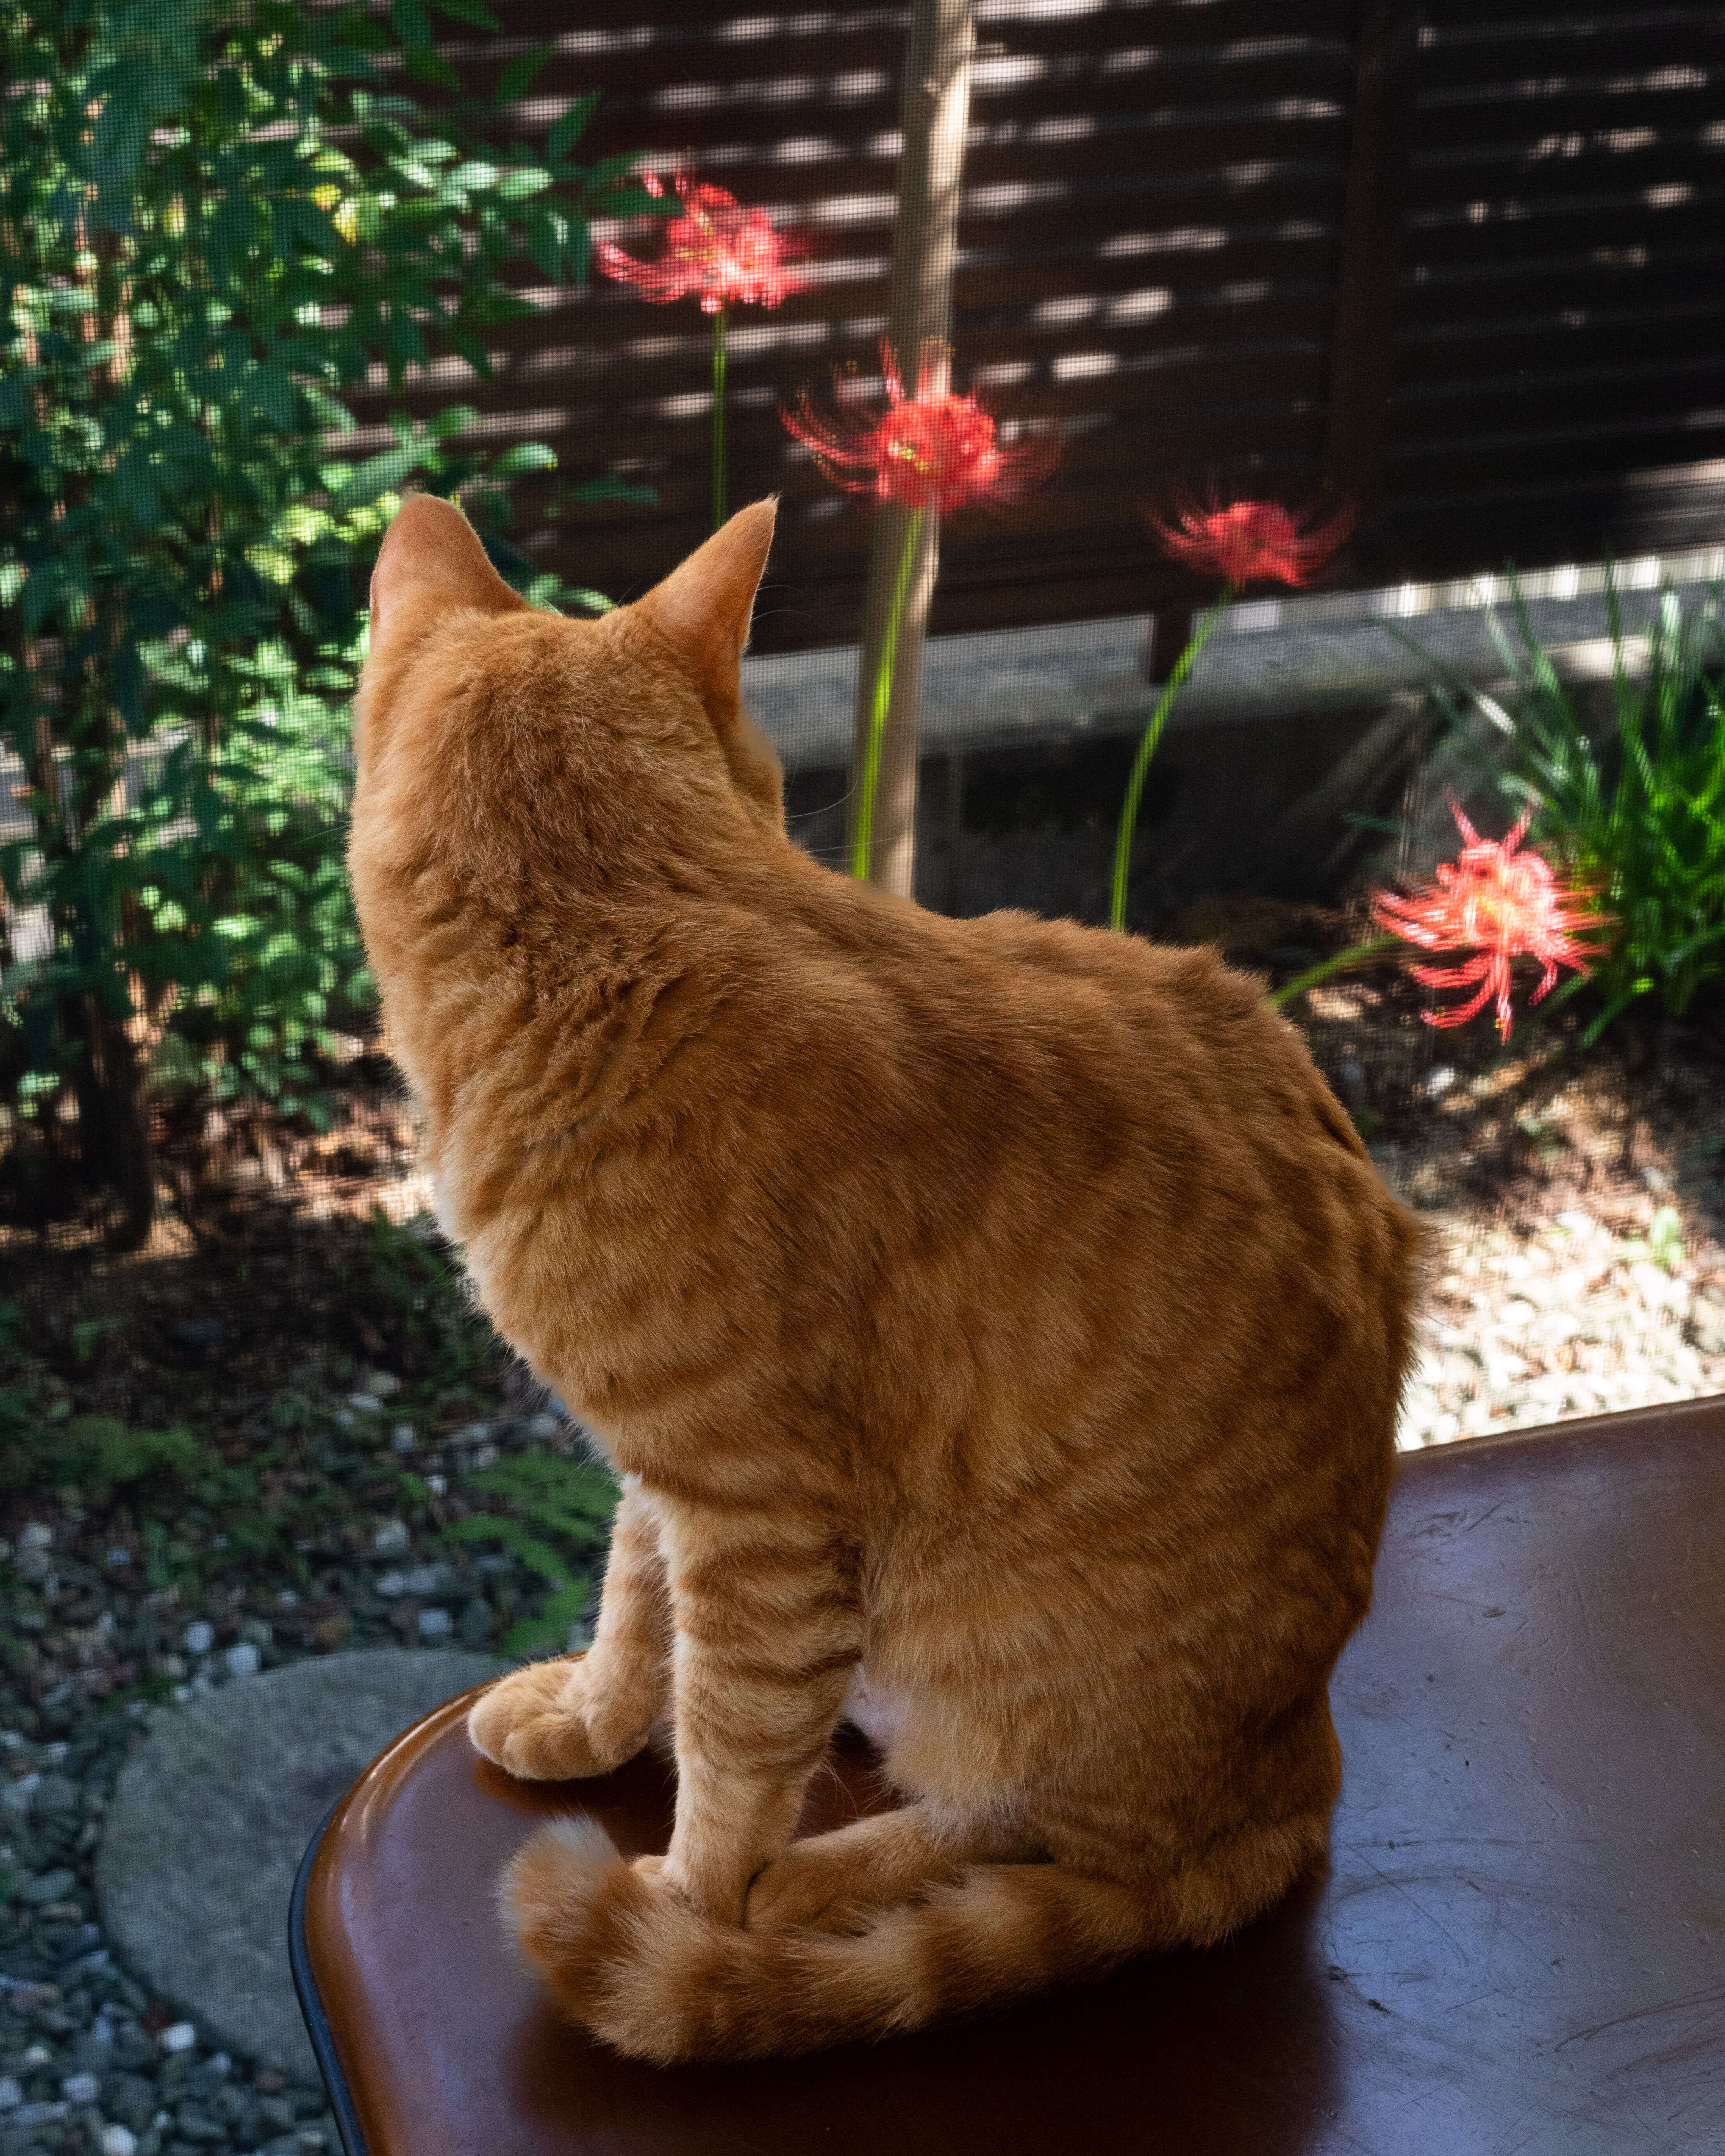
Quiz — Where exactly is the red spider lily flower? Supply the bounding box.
[1371,806,1607,1040]
[596,170,804,313]
[782,343,1059,515]
[1148,490,1355,587]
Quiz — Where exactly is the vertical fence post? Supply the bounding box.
[1322,0,1423,516]
[846,0,975,897]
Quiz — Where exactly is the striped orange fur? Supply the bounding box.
[350,493,1419,2063]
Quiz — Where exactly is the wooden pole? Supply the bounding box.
[846,0,975,896]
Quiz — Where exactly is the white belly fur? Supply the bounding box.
[840,1666,909,1751]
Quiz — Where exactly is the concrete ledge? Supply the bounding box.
[743,548,1725,774]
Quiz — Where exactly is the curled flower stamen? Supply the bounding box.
[1148,490,1355,587]
[1371,805,1609,1040]
[782,343,1059,517]
[597,172,803,314]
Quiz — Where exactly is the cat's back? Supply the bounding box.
[752,864,1385,1223]
[722,863,1417,1433]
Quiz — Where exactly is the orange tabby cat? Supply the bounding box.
[349,492,1419,2063]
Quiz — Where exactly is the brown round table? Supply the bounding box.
[293,1395,1725,2155]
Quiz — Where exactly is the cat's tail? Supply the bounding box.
[500,1816,1188,2063]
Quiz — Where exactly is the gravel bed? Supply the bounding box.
[0,1705,337,2156]
[0,1354,599,2156]
[1399,1194,1725,1447]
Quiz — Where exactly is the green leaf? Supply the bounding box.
[496,47,552,104]
[548,93,600,161]
[489,443,555,477]
[407,49,462,91]
[392,0,433,46]
[331,442,424,510]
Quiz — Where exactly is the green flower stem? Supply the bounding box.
[712,305,727,532]
[1267,933,1403,1009]
[851,508,926,881]
[1109,589,1231,931]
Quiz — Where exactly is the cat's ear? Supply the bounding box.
[369,494,529,639]
[638,498,777,703]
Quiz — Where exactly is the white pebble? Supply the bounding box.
[426,1475,447,1498]
[347,1393,382,1414]
[528,1412,560,1440]
[0,2077,19,2110]
[159,2021,196,2053]
[183,1621,214,1657]
[373,1520,410,1555]
[100,2128,137,2156]
[375,1571,406,1600]
[18,1523,52,1551]
[224,1643,260,1679]
[392,1423,416,1452]
[105,1547,130,1569]
[417,1608,453,1641]
[59,2072,98,2104]
[363,1370,401,1400]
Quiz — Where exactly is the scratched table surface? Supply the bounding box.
[297,1395,1725,2156]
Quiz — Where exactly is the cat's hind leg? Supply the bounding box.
[469,1475,669,1779]
[745,1803,1032,1934]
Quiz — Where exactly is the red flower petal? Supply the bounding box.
[1147,490,1355,587]
[598,172,803,312]
[782,343,1059,515]
[1371,805,1608,1039]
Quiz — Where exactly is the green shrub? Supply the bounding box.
[447,1449,617,1658]
[0,1411,212,1500]
[0,0,662,1242]
[1407,574,1725,1043]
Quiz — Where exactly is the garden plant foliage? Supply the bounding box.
[448,1450,617,1657]
[0,0,658,1243]
[1412,575,1725,1043]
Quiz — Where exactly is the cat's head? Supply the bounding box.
[354,493,786,891]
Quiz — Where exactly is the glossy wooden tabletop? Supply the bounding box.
[297,1393,1725,2156]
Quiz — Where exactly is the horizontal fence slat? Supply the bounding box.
[1407,82,1721,158]
[1392,299,1725,383]
[1383,422,1725,494]
[1405,191,1725,272]
[1395,248,1725,329]
[362,0,1723,649]
[1388,354,1725,436]
[1415,22,1725,95]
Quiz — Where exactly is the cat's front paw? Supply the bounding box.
[467,1654,652,1781]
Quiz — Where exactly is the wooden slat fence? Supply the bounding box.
[359,0,1725,654]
